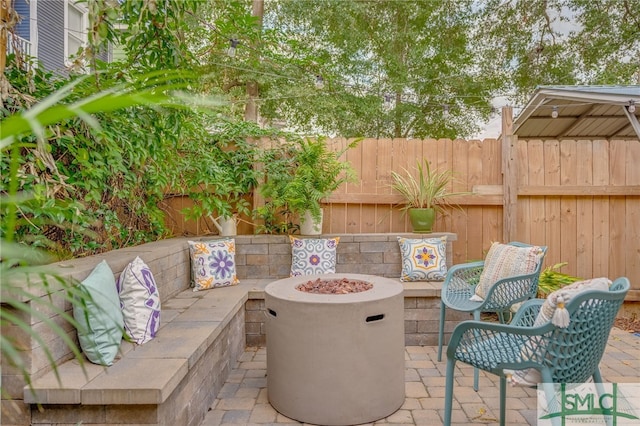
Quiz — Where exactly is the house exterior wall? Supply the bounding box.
[14,0,109,75]
[13,0,30,40]
[36,0,65,73]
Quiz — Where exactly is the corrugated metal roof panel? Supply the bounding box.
[514,85,640,140]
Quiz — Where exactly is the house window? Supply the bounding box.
[64,0,88,64]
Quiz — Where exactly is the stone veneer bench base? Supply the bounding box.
[4,233,465,426]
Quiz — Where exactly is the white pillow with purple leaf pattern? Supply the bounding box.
[116,256,161,345]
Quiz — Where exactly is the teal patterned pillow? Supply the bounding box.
[188,239,239,291]
[290,236,340,276]
[397,236,448,282]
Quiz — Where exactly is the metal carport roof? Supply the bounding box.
[513,85,640,140]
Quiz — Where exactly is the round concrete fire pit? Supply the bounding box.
[265,273,405,426]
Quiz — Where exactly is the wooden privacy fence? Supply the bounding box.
[161,137,640,301]
[320,137,503,263]
[320,137,640,301]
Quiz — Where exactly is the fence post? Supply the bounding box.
[502,106,518,242]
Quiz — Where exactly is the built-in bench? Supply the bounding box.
[2,233,463,426]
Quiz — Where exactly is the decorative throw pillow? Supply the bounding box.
[533,277,611,327]
[188,239,239,291]
[505,277,612,387]
[397,236,448,282]
[73,260,124,366]
[471,242,544,301]
[290,236,340,276]
[116,256,161,345]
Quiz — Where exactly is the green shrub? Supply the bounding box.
[537,262,581,298]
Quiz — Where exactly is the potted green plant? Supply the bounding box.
[257,137,358,235]
[390,159,466,233]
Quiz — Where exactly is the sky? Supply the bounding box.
[472,95,516,140]
[474,113,502,139]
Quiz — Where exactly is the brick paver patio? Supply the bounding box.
[200,327,640,425]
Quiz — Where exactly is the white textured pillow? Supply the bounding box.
[116,256,161,345]
[472,242,544,301]
[533,277,611,327]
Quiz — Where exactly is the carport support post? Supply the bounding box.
[502,106,518,242]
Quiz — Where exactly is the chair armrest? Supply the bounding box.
[443,261,484,291]
[441,261,485,307]
[481,270,542,311]
[610,277,630,292]
[447,260,485,275]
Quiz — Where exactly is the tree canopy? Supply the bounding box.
[2,0,639,256]
[476,0,640,106]
[4,0,639,139]
[184,0,640,138]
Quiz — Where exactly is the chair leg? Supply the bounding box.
[472,310,480,391]
[540,373,562,426]
[497,310,513,324]
[592,369,614,426]
[499,376,506,426]
[438,300,446,362]
[444,358,456,426]
[472,366,479,391]
[592,367,603,384]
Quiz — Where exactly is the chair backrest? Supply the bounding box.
[544,277,630,383]
[507,241,548,273]
[511,241,547,295]
[483,242,548,309]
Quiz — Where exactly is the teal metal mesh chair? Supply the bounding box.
[437,242,548,389]
[443,277,630,426]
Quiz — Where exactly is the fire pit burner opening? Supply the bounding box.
[295,277,373,294]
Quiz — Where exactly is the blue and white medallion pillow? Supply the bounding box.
[290,236,340,276]
[188,238,239,291]
[397,236,448,282]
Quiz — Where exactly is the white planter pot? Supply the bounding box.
[212,215,237,236]
[300,209,323,235]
